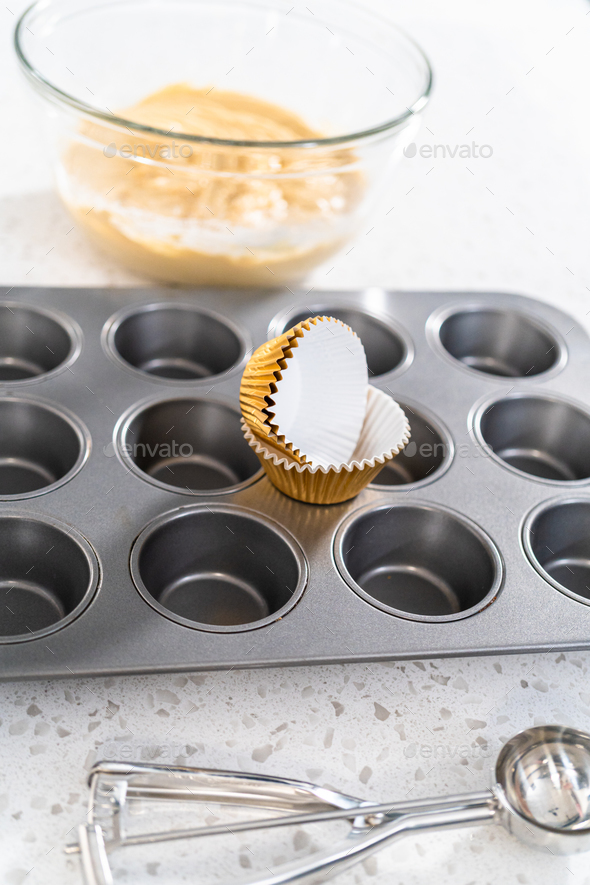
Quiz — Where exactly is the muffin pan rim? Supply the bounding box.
[101,299,252,385]
[425,301,568,382]
[0,509,101,645]
[333,499,504,623]
[0,393,91,501]
[0,298,83,386]
[129,502,309,634]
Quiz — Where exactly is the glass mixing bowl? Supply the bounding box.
[15,0,432,287]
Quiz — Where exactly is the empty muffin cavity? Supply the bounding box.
[117,398,262,494]
[435,307,562,378]
[105,303,246,381]
[0,398,88,498]
[131,505,307,631]
[335,503,502,621]
[477,394,590,482]
[0,302,79,381]
[0,515,98,642]
[524,500,590,605]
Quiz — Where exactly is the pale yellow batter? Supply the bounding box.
[61,85,363,286]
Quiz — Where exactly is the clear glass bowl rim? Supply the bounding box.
[14,0,433,149]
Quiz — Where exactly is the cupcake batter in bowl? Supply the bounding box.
[60,85,364,286]
[16,0,432,287]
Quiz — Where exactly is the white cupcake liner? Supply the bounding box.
[266,316,368,469]
[242,387,411,504]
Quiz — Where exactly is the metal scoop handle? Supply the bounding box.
[69,761,498,885]
[215,791,498,885]
[68,726,590,884]
[74,791,497,885]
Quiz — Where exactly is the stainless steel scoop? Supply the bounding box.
[68,725,590,884]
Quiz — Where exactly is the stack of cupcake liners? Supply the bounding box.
[240,316,411,504]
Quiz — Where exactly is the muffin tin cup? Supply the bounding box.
[0,512,99,644]
[0,301,81,384]
[369,396,453,489]
[472,391,590,485]
[115,395,263,495]
[0,396,90,500]
[427,303,566,380]
[524,499,590,606]
[103,302,250,383]
[2,286,590,680]
[334,502,503,623]
[130,505,307,633]
[268,301,414,380]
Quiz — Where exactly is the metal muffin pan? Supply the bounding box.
[1,286,590,679]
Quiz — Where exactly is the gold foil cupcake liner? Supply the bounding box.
[242,386,411,504]
[239,315,367,466]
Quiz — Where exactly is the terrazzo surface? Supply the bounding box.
[2,0,590,882]
[2,659,590,883]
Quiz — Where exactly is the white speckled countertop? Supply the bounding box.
[1,1,590,883]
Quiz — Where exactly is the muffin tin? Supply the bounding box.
[1,286,590,680]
